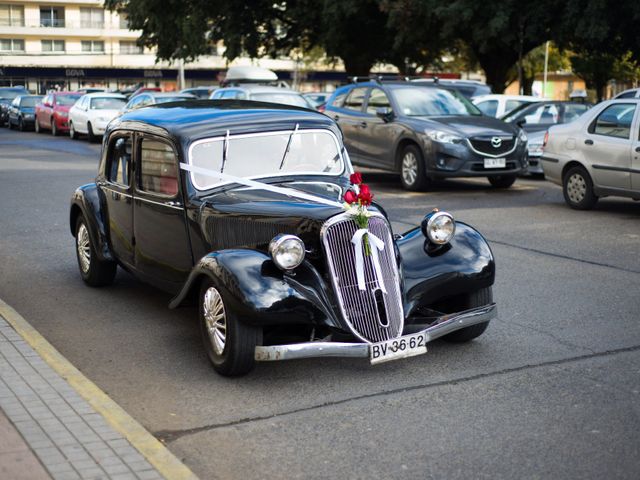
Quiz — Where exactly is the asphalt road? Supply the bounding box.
[1,126,639,479]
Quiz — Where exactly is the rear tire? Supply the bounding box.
[487,175,516,188]
[563,166,598,210]
[399,144,428,191]
[442,287,492,343]
[199,278,262,376]
[75,216,117,287]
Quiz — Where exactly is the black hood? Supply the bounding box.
[413,115,518,138]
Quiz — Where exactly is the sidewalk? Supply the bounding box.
[0,300,198,480]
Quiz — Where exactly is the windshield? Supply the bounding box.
[156,96,190,104]
[0,90,26,101]
[90,97,126,110]
[20,97,41,107]
[251,93,311,108]
[189,129,344,190]
[56,94,82,106]
[391,87,481,116]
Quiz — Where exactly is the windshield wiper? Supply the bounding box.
[220,129,230,173]
[279,123,299,170]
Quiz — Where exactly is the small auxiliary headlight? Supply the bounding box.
[421,210,456,245]
[269,234,305,271]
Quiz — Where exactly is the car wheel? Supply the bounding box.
[7,118,13,130]
[75,216,117,287]
[35,119,42,133]
[487,175,516,188]
[18,117,25,131]
[399,144,427,191]
[51,118,58,136]
[563,166,598,210]
[69,122,79,140]
[199,278,262,376]
[87,122,97,143]
[442,287,492,343]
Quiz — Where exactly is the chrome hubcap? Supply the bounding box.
[402,152,418,185]
[567,173,587,203]
[203,287,227,355]
[77,223,91,273]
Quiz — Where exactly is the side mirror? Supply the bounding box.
[376,107,394,122]
[516,119,526,127]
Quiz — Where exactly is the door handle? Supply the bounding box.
[360,121,367,128]
[333,115,340,121]
[111,191,120,200]
[635,146,640,153]
[585,139,594,145]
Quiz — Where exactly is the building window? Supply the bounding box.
[41,39,65,53]
[119,13,129,29]
[80,8,104,28]
[0,38,25,52]
[0,4,25,26]
[81,40,105,53]
[119,41,142,54]
[40,6,65,28]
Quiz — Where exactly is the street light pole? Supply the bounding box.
[543,41,550,98]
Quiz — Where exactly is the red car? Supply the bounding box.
[35,92,83,136]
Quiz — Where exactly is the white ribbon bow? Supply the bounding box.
[351,229,387,294]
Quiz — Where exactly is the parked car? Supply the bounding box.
[122,92,195,111]
[210,85,315,109]
[613,88,640,99]
[410,79,492,99]
[542,99,640,209]
[125,86,162,99]
[324,81,528,190]
[77,88,106,94]
[7,95,43,131]
[472,94,542,118]
[68,93,127,142]
[0,86,30,126]
[180,87,215,99]
[502,101,593,175]
[35,92,83,136]
[69,100,497,376]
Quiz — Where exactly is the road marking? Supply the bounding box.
[0,298,198,480]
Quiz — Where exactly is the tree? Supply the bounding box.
[515,43,571,96]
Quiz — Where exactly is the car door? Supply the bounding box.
[9,97,19,125]
[101,133,135,267]
[38,94,52,128]
[72,97,87,133]
[133,134,192,291]
[359,87,397,169]
[583,102,635,190]
[328,86,369,164]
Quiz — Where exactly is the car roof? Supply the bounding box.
[217,85,302,95]
[113,100,340,144]
[473,94,541,102]
[82,92,127,99]
[146,92,195,98]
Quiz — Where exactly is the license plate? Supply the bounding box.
[370,332,427,365]
[484,158,506,168]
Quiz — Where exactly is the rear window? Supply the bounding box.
[56,94,82,106]
[90,97,126,109]
[20,97,41,107]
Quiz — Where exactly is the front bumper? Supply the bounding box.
[254,303,496,362]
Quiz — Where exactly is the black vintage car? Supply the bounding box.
[70,100,497,376]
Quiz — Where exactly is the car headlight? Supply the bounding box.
[426,130,463,144]
[269,234,305,270]
[421,211,456,245]
[518,129,528,143]
[58,111,68,118]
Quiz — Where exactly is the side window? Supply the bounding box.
[11,98,19,107]
[128,96,142,109]
[616,91,636,99]
[329,90,347,108]
[107,136,132,187]
[343,87,367,112]
[589,103,636,139]
[138,138,178,196]
[211,91,224,99]
[366,88,391,115]
[138,95,152,106]
[505,100,527,113]
[476,100,498,117]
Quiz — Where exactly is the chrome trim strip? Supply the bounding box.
[466,138,519,158]
[135,196,183,210]
[102,186,132,197]
[592,164,640,175]
[254,303,497,362]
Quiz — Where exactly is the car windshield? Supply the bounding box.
[251,93,311,108]
[20,97,41,107]
[391,87,481,116]
[1,90,26,100]
[156,96,190,104]
[189,129,344,190]
[90,97,126,109]
[56,94,82,106]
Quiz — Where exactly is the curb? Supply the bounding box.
[0,298,198,480]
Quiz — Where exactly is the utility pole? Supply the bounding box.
[543,41,549,98]
[178,58,185,90]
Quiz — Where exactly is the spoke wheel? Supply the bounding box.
[399,144,427,191]
[74,216,117,287]
[76,223,91,274]
[203,287,227,356]
[563,166,598,210]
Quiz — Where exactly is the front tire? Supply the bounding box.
[87,122,97,143]
[563,166,598,210]
[69,122,79,140]
[51,118,59,136]
[442,287,492,343]
[399,144,428,191]
[199,278,262,376]
[18,117,25,131]
[75,216,117,287]
[35,119,42,133]
[487,175,516,188]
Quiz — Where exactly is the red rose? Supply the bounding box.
[358,184,373,206]
[350,172,363,185]
[344,190,358,204]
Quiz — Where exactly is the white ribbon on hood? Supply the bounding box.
[351,228,387,294]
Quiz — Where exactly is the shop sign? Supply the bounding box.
[66,69,86,77]
[144,70,163,78]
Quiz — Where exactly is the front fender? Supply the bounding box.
[397,222,495,317]
[69,183,113,262]
[169,249,343,329]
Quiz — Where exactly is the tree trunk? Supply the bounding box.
[342,56,375,78]
[476,53,517,93]
[522,75,535,96]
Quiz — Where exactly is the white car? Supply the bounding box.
[542,99,640,209]
[69,93,127,142]
[614,88,640,99]
[473,94,542,118]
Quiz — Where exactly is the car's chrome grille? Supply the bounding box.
[321,213,404,343]
[469,136,516,156]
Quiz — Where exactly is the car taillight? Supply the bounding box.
[543,131,549,148]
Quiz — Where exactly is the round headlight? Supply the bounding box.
[269,234,305,270]
[422,211,456,245]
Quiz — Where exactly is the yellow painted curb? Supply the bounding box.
[0,299,198,480]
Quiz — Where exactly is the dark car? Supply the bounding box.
[7,95,43,131]
[0,86,30,126]
[324,81,528,190]
[69,100,497,376]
